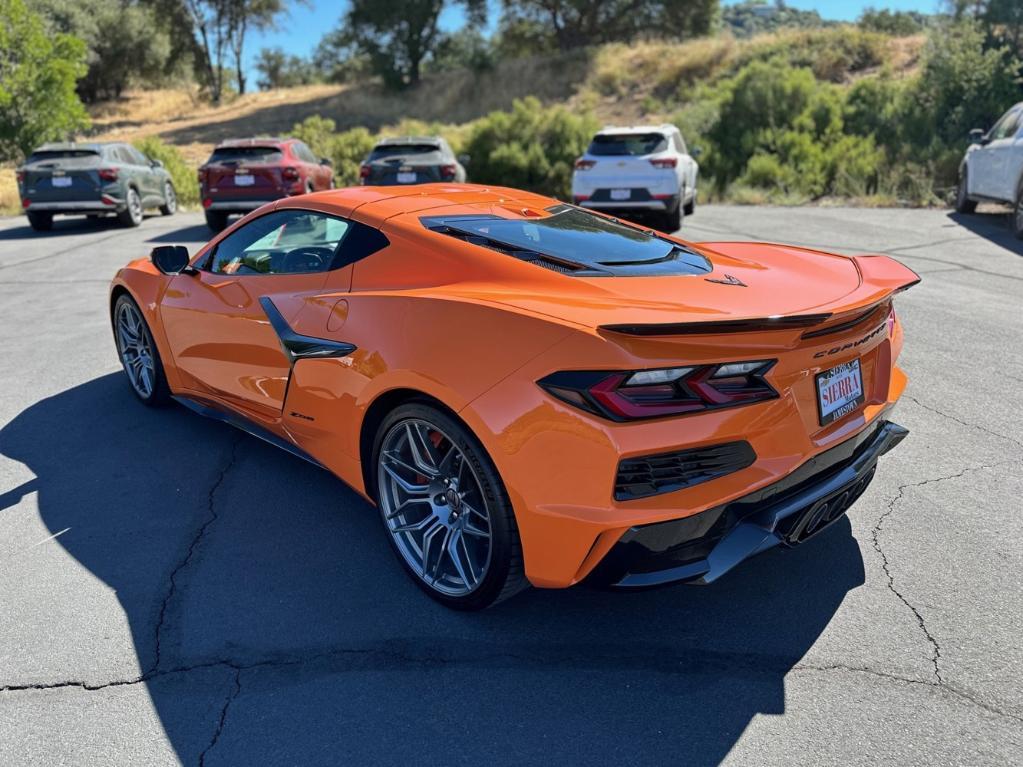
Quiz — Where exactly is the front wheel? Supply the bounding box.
[955,167,977,214]
[118,188,143,227]
[113,295,171,406]
[160,182,177,215]
[373,403,526,610]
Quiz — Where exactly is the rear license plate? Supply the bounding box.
[816,359,865,426]
[610,188,631,200]
[234,174,254,186]
[52,177,72,188]
[397,172,417,184]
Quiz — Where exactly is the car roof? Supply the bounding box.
[215,137,291,148]
[376,136,443,146]
[33,142,110,152]
[595,125,676,136]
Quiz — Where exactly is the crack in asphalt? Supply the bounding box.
[150,436,241,674]
[199,669,242,767]
[870,460,1022,698]
[905,395,1023,451]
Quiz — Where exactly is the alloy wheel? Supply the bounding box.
[1015,196,1023,235]
[164,183,177,214]
[377,419,493,597]
[128,189,142,224]
[116,301,155,399]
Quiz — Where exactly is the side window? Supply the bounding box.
[129,147,151,165]
[673,132,687,154]
[207,209,351,275]
[113,146,133,164]
[293,142,316,163]
[991,110,1021,141]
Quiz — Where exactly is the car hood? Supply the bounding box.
[455,241,918,332]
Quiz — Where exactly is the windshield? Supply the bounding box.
[27,150,99,163]
[209,146,283,164]
[370,144,440,160]
[588,133,667,156]
[423,205,710,277]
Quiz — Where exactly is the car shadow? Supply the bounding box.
[0,215,123,240]
[948,208,1023,256]
[0,374,864,765]
[146,223,213,245]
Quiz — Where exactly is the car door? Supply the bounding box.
[972,108,1021,200]
[159,208,354,419]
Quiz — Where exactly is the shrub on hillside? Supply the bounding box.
[291,116,376,187]
[463,97,598,198]
[132,136,198,208]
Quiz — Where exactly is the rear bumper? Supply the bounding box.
[586,420,908,588]
[205,199,279,212]
[24,199,119,212]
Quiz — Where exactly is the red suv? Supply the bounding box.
[198,137,334,231]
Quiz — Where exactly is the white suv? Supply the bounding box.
[571,124,699,232]
[956,101,1023,238]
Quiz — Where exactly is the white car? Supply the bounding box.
[571,124,699,232]
[956,101,1023,238]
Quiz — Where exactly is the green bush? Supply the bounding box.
[291,116,376,187]
[133,136,199,208]
[463,97,598,198]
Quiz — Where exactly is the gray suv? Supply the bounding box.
[359,136,468,185]
[17,142,177,231]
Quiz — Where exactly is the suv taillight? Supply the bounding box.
[197,167,207,184]
[575,159,595,171]
[440,164,457,179]
[99,168,118,182]
[283,166,300,181]
[359,164,370,181]
[649,157,677,169]
[538,361,778,421]
[16,170,24,184]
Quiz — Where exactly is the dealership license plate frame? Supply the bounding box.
[815,358,865,426]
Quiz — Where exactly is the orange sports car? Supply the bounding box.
[109,183,918,609]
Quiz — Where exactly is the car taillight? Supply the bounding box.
[22,198,31,208]
[203,198,213,209]
[16,170,24,184]
[574,159,595,171]
[359,164,370,180]
[197,167,207,184]
[283,166,300,181]
[440,164,457,179]
[538,361,778,421]
[99,168,118,182]
[649,157,677,169]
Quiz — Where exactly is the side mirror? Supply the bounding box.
[151,245,191,275]
[457,153,470,166]
[320,157,332,166]
[691,146,703,159]
[150,158,164,168]
[968,128,987,145]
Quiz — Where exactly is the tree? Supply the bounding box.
[858,7,928,36]
[328,0,486,89]
[0,0,89,161]
[722,0,826,38]
[255,47,317,89]
[183,0,288,102]
[500,0,719,49]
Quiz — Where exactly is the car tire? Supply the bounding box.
[683,187,696,216]
[372,402,527,610]
[112,294,171,406]
[955,167,977,214]
[117,187,143,228]
[1013,184,1023,240]
[26,211,53,231]
[205,210,228,233]
[159,182,177,216]
[662,200,683,232]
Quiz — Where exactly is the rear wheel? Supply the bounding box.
[662,200,683,232]
[113,294,171,406]
[159,182,177,216]
[27,211,53,231]
[117,188,143,227]
[683,186,696,216]
[205,210,228,232]
[373,403,526,610]
[955,166,977,214]
[1013,185,1023,240]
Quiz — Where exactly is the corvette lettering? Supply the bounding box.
[813,322,887,358]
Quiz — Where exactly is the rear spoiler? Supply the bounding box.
[600,255,920,338]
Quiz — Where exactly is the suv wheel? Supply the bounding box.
[160,182,177,216]
[205,210,228,233]
[1013,184,1023,240]
[118,188,143,227]
[955,167,977,214]
[683,186,696,216]
[662,200,683,232]
[27,211,53,232]
[373,403,527,610]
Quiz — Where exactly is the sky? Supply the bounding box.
[245,1,942,80]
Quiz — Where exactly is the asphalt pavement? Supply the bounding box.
[0,205,1021,766]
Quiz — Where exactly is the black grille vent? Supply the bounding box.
[615,441,756,500]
